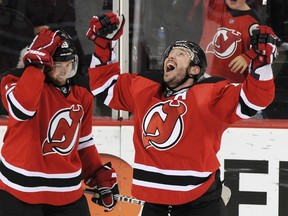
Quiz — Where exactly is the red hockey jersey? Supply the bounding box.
[200,2,259,83]
[88,62,274,205]
[0,66,102,205]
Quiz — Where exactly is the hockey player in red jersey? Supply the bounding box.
[86,13,277,216]
[199,0,260,83]
[0,29,119,215]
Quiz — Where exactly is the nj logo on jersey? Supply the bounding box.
[142,100,187,150]
[42,104,84,155]
[206,27,242,59]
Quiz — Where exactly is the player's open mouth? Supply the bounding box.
[166,62,175,72]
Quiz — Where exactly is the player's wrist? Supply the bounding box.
[25,64,45,73]
[31,64,45,71]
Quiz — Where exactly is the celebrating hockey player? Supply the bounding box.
[0,29,119,215]
[86,12,277,216]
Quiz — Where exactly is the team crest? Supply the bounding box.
[142,100,187,150]
[42,104,84,155]
[206,27,242,59]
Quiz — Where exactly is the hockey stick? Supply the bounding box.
[84,188,145,205]
[84,185,231,206]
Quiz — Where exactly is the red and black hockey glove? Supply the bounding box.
[84,162,119,212]
[246,25,278,80]
[23,28,63,69]
[86,12,125,65]
[250,26,278,64]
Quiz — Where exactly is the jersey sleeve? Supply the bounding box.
[210,73,274,123]
[79,145,103,180]
[1,66,45,121]
[88,62,120,96]
[77,96,104,179]
[88,62,136,112]
[77,87,103,179]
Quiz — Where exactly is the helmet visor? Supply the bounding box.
[68,54,78,78]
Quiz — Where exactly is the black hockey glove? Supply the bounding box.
[86,12,125,65]
[84,162,119,212]
[23,28,64,69]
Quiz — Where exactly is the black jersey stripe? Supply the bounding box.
[0,160,82,188]
[7,93,35,120]
[133,168,211,186]
[239,96,258,117]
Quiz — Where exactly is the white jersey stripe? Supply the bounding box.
[133,163,212,177]
[132,179,203,191]
[91,75,118,96]
[1,156,81,178]
[104,83,115,106]
[7,87,36,117]
[0,172,82,193]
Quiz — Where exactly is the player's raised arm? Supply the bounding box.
[248,25,278,81]
[86,12,125,97]
[240,25,277,113]
[87,12,125,66]
[205,25,277,122]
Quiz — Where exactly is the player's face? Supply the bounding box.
[48,60,74,86]
[163,48,193,89]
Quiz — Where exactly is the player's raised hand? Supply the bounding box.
[246,26,278,80]
[23,28,63,69]
[250,25,278,65]
[86,12,125,64]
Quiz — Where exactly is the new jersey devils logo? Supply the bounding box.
[142,100,187,150]
[42,104,84,155]
[206,27,242,59]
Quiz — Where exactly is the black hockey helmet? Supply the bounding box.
[163,40,207,81]
[53,30,78,78]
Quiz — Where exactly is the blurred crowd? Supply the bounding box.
[0,0,287,118]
